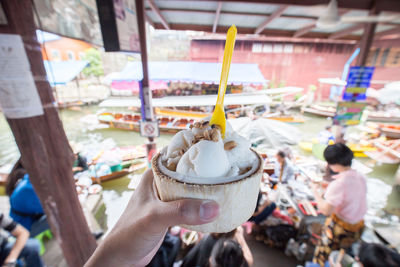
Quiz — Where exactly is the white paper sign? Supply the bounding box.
[0,34,44,119]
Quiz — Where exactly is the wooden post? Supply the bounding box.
[356,6,378,66]
[0,1,97,266]
[136,0,157,164]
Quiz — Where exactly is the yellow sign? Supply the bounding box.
[345,87,367,93]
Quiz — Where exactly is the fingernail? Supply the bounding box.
[199,201,219,221]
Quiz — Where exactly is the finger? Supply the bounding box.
[133,169,159,201]
[156,199,219,227]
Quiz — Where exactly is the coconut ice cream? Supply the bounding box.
[152,120,262,233]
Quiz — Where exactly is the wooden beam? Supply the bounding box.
[329,24,365,39]
[0,1,97,266]
[254,5,288,34]
[374,26,400,39]
[144,7,319,20]
[357,6,379,66]
[212,2,222,33]
[293,22,316,38]
[147,0,170,30]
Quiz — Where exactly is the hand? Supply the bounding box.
[72,167,83,172]
[85,169,219,267]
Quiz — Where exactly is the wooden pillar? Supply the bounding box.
[136,0,157,163]
[356,6,378,66]
[0,1,97,266]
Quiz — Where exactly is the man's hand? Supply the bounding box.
[85,169,219,267]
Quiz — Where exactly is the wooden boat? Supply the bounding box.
[301,105,336,117]
[266,115,305,124]
[91,159,147,184]
[91,169,131,184]
[98,112,198,134]
[364,139,400,164]
[155,108,211,119]
[367,111,400,123]
[379,124,400,139]
[299,140,376,157]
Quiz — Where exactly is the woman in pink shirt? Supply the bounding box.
[312,143,367,266]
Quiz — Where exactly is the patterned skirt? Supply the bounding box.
[312,213,364,266]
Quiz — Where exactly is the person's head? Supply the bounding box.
[357,242,400,267]
[325,125,332,132]
[323,143,353,173]
[276,151,286,164]
[6,158,27,196]
[209,239,248,267]
[211,229,237,239]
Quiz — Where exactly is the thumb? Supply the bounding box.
[157,199,219,227]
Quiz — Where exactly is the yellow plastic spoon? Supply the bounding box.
[210,25,237,138]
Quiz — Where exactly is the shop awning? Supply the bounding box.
[43,60,89,86]
[112,61,267,85]
[111,80,169,92]
[100,92,271,108]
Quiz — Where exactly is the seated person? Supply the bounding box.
[73,152,88,174]
[249,191,276,225]
[209,239,250,267]
[317,126,335,145]
[9,174,48,236]
[356,242,400,267]
[0,212,44,267]
[269,151,295,186]
[181,226,253,267]
[6,160,48,236]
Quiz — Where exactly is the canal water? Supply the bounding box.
[0,106,399,231]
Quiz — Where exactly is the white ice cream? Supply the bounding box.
[177,140,230,177]
[161,120,257,180]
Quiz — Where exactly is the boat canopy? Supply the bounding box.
[44,60,89,86]
[112,61,267,85]
[99,93,271,108]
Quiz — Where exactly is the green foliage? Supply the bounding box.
[82,48,104,77]
[294,93,302,101]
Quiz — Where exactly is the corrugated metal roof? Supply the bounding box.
[145,0,400,41]
[44,60,89,86]
[284,5,326,18]
[266,17,315,31]
[218,14,267,28]
[153,0,218,11]
[221,2,279,14]
[311,23,356,33]
[113,61,267,85]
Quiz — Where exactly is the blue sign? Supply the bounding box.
[343,66,374,101]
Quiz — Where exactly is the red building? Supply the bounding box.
[190,36,400,98]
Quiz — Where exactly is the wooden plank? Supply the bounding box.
[293,22,316,38]
[329,24,365,39]
[144,7,319,20]
[147,0,170,30]
[0,1,97,266]
[255,5,288,34]
[212,2,223,33]
[374,26,400,39]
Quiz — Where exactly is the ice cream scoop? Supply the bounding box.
[176,140,230,178]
